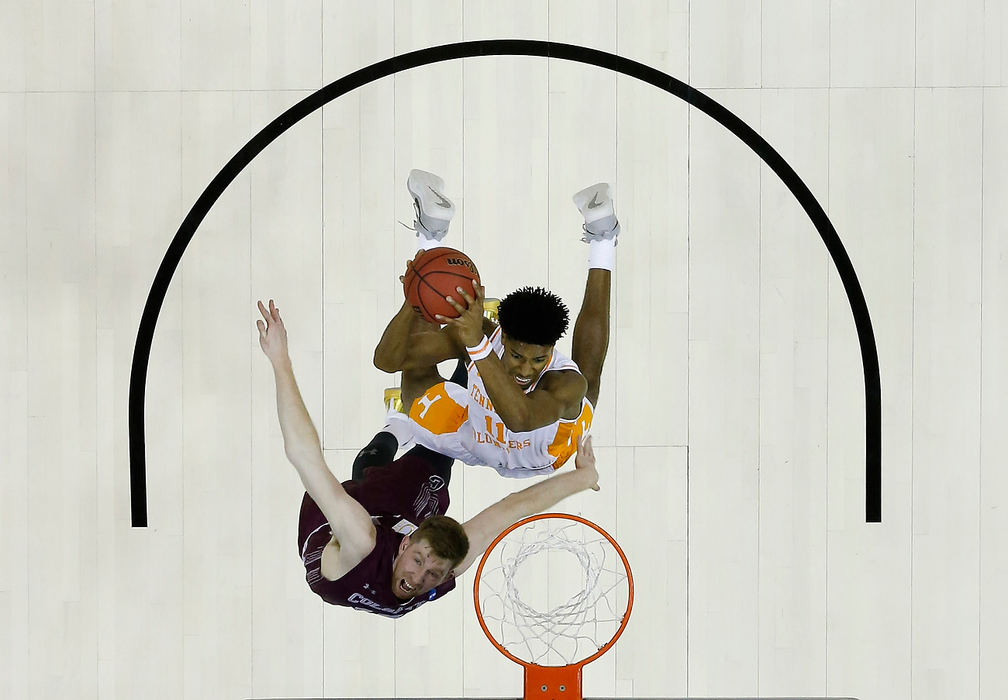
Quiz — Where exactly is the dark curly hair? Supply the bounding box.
[497,286,570,347]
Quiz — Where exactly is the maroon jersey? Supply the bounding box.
[297,446,455,618]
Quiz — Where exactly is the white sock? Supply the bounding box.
[417,236,441,251]
[588,239,616,271]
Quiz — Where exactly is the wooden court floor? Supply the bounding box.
[2,2,1006,699]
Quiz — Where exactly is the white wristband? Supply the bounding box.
[466,335,493,361]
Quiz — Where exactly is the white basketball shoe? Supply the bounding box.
[572,182,620,244]
[407,169,455,243]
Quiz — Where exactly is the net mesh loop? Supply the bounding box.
[476,517,631,666]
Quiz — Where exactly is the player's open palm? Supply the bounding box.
[256,299,289,365]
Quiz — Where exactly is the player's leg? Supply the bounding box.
[350,430,400,482]
[400,166,466,409]
[404,444,454,486]
[357,316,452,481]
[570,183,620,407]
[365,352,467,483]
[375,169,458,372]
[571,268,611,407]
[352,373,454,482]
[363,168,464,478]
[359,362,443,482]
[397,302,468,409]
[348,444,455,523]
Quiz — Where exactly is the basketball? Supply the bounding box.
[403,247,481,324]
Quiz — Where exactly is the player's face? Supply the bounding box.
[500,336,552,390]
[391,537,453,600]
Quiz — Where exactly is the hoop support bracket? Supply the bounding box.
[524,664,582,700]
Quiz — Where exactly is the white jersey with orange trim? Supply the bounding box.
[390,327,594,478]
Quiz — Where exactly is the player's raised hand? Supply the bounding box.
[575,434,600,491]
[437,278,485,348]
[256,299,290,365]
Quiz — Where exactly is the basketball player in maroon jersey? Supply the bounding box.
[257,298,600,618]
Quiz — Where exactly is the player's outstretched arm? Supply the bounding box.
[257,299,375,557]
[453,435,601,576]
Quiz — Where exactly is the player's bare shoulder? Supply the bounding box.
[534,369,587,420]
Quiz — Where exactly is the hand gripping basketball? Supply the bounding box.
[402,246,481,324]
[437,277,487,349]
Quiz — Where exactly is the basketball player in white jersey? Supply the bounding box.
[372,170,618,478]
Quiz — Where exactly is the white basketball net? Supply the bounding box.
[476,516,631,666]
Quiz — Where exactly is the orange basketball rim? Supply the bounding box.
[473,512,634,700]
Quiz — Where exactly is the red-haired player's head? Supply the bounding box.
[390,515,469,600]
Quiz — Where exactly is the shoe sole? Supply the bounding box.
[408,169,455,226]
[572,182,614,224]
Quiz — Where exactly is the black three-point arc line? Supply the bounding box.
[129,40,882,527]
